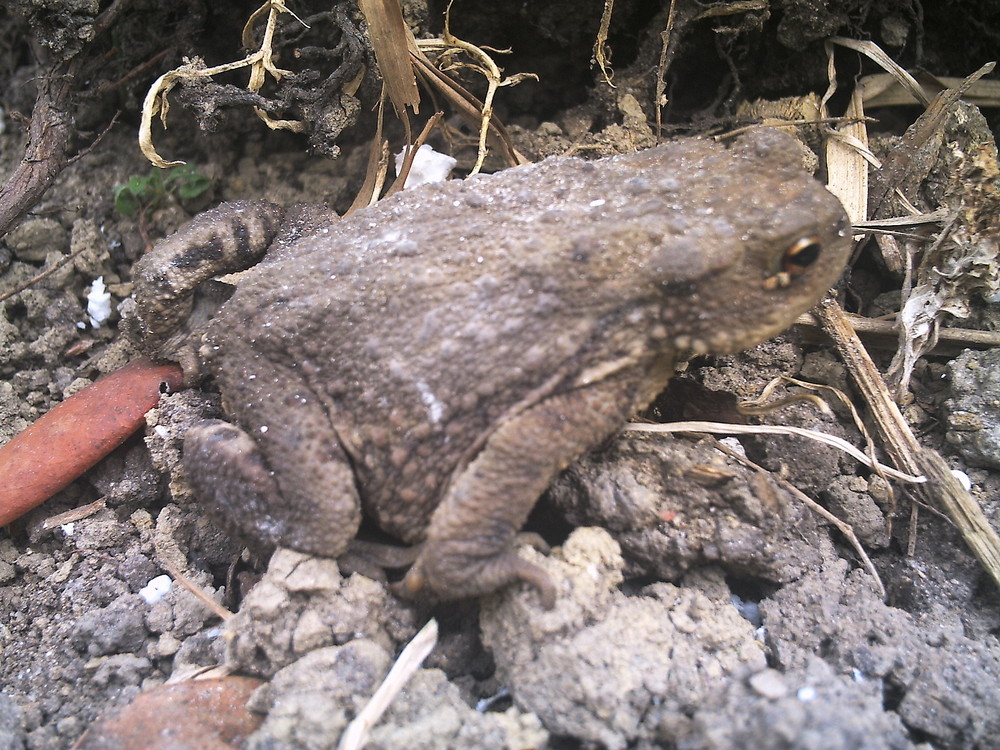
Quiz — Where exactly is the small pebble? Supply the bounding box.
[87,276,112,328]
[394,144,457,189]
[749,668,789,699]
[139,574,172,604]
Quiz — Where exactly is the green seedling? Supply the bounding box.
[114,164,211,216]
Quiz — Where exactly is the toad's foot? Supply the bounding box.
[338,539,421,581]
[396,542,558,609]
[125,200,284,375]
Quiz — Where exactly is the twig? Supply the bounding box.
[625,421,925,484]
[67,111,120,165]
[795,311,1000,354]
[89,49,172,101]
[0,62,78,237]
[383,112,444,198]
[711,439,886,599]
[162,560,234,622]
[653,0,680,139]
[91,0,134,37]
[0,241,94,303]
[39,498,108,530]
[0,0,134,237]
[867,61,996,218]
[815,297,1000,590]
[337,618,438,750]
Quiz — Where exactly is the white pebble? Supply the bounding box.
[950,469,972,491]
[87,276,112,328]
[394,144,457,189]
[797,686,817,702]
[139,574,172,604]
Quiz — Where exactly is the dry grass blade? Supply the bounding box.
[344,105,443,212]
[824,84,869,231]
[816,298,1000,591]
[408,46,526,169]
[852,211,950,230]
[357,0,420,116]
[412,26,532,172]
[821,39,869,236]
[822,37,923,271]
[745,375,902,523]
[344,87,391,216]
[737,377,834,416]
[743,378,878,463]
[827,37,930,106]
[625,421,924,483]
[337,618,439,750]
[383,112,445,197]
[692,1,768,21]
[860,72,1000,109]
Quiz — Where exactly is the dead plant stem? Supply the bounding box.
[816,297,1000,590]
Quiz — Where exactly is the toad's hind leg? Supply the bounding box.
[398,377,640,607]
[183,408,362,557]
[129,201,285,356]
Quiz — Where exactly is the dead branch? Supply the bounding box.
[0,0,134,237]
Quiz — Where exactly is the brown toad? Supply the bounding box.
[127,129,851,605]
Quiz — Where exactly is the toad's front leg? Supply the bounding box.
[125,200,284,376]
[398,373,649,607]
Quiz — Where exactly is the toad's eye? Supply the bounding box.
[782,237,822,276]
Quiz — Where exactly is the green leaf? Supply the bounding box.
[113,184,141,216]
[113,165,211,215]
[175,171,211,200]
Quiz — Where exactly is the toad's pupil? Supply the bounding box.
[784,238,822,273]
